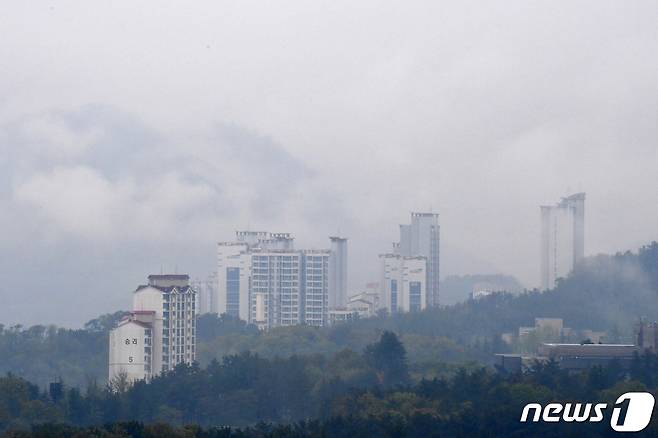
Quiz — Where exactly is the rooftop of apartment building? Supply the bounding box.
[148,274,190,287]
[378,253,427,260]
[410,212,438,217]
[148,274,189,282]
[137,274,193,292]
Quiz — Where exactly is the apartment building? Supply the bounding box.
[109,274,196,384]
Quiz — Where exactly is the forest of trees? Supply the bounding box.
[3,331,658,436]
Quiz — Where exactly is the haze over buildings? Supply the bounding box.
[394,212,440,306]
[540,193,586,290]
[2,2,658,326]
[215,231,347,329]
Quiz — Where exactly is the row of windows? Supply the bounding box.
[163,294,196,302]
[409,281,422,312]
[226,267,241,317]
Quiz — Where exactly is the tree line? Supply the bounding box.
[4,333,658,436]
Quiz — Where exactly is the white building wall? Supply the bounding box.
[250,251,302,330]
[399,257,427,312]
[133,287,164,374]
[380,254,398,313]
[379,254,427,314]
[217,242,248,316]
[109,321,150,383]
[329,237,348,309]
[238,255,251,321]
[162,288,196,371]
[303,250,330,326]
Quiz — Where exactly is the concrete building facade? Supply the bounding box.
[108,313,154,383]
[329,236,348,309]
[379,254,427,314]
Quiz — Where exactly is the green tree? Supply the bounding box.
[364,331,410,387]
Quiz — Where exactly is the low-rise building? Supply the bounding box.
[497,321,658,373]
[328,309,359,325]
[538,343,638,370]
[347,290,380,318]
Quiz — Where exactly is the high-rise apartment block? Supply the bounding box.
[250,250,304,328]
[393,212,440,306]
[379,254,427,313]
[109,274,196,384]
[216,231,346,330]
[540,193,585,290]
[302,249,331,327]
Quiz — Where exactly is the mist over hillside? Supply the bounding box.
[439,274,524,305]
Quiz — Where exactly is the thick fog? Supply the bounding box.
[1,1,657,326]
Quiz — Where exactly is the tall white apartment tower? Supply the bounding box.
[251,250,303,330]
[109,274,196,384]
[540,193,586,290]
[302,249,331,326]
[216,241,250,320]
[395,212,440,306]
[329,236,348,309]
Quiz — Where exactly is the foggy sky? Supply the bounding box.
[1,1,658,326]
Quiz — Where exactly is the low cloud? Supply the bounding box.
[0,105,324,325]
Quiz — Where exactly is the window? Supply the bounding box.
[390,279,398,314]
[409,281,422,312]
[227,267,240,317]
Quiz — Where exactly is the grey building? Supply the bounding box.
[329,236,348,309]
[540,192,586,290]
[394,212,440,306]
